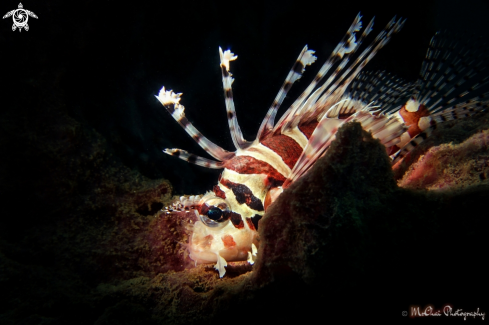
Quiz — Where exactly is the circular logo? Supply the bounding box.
[3,3,38,32]
[13,9,28,28]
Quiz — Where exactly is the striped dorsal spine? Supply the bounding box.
[156,14,488,277]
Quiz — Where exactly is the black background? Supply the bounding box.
[2,0,488,194]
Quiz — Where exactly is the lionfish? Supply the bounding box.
[155,14,488,277]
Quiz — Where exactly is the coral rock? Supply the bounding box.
[399,130,489,190]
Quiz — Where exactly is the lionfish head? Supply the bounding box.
[164,192,258,275]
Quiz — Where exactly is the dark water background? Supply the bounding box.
[2,0,487,195]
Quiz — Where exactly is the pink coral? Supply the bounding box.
[399,130,489,190]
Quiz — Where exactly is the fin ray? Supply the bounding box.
[219,47,250,150]
[163,149,225,169]
[256,46,317,141]
[156,87,235,162]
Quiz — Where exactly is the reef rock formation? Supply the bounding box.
[105,121,488,324]
[399,130,489,190]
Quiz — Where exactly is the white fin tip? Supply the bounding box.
[219,47,238,71]
[301,48,317,67]
[155,87,182,105]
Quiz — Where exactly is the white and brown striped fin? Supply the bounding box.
[345,71,414,115]
[391,101,489,164]
[283,109,348,187]
[275,15,405,134]
[219,48,250,150]
[356,110,407,146]
[163,149,225,169]
[272,13,369,133]
[256,46,317,141]
[391,124,438,165]
[291,17,377,126]
[413,31,489,113]
[327,71,412,119]
[277,15,406,187]
[389,31,489,164]
[311,17,406,120]
[431,96,489,123]
[284,106,406,187]
[155,87,235,162]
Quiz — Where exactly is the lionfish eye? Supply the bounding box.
[197,196,231,228]
[207,207,223,221]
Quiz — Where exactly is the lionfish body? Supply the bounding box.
[156,14,488,277]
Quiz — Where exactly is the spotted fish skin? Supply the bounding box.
[156,14,488,277]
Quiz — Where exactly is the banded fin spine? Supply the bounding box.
[156,87,235,162]
[346,71,414,115]
[391,102,488,164]
[390,31,489,165]
[414,31,489,113]
[311,17,406,119]
[284,106,406,187]
[219,48,250,150]
[291,18,384,125]
[163,149,225,169]
[275,15,405,134]
[391,125,438,165]
[283,101,350,187]
[256,46,317,141]
[273,13,371,133]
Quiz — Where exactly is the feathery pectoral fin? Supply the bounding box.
[273,13,376,134]
[155,87,235,162]
[163,149,224,169]
[256,46,317,141]
[391,101,488,165]
[219,48,251,150]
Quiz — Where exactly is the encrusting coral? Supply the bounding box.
[398,130,489,190]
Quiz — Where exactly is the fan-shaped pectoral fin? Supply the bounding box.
[155,87,235,162]
[163,148,225,169]
[218,47,251,150]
